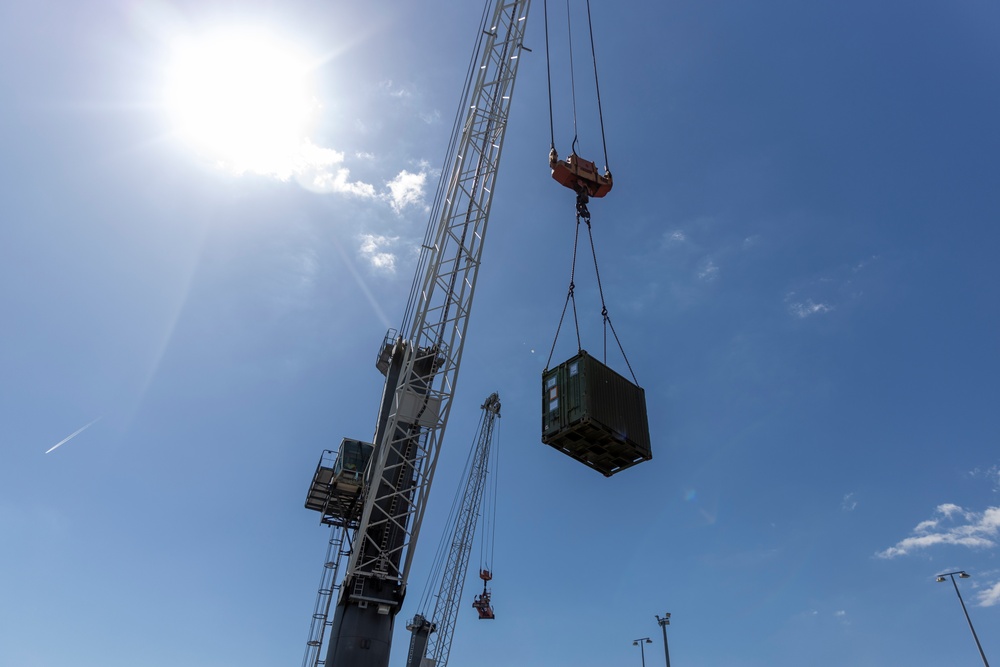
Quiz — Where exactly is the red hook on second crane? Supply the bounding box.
[472,569,495,620]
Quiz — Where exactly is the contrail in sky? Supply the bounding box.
[45,417,102,454]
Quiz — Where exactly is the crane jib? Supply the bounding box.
[301,3,533,667]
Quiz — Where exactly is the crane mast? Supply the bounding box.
[406,393,501,667]
[315,3,531,667]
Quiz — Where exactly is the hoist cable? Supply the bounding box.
[480,415,500,570]
[413,405,487,613]
[543,0,555,151]
[544,216,584,370]
[488,417,500,568]
[584,218,638,384]
[585,0,610,171]
[565,0,579,154]
[401,1,492,333]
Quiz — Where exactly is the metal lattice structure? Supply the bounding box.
[316,3,532,666]
[420,393,502,667]
[344,0,530,602]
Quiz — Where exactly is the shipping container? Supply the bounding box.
[541,350,652,476]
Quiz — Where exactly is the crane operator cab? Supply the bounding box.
[472,569,495,620]
[549,148,612,219]
[331,438,374,494]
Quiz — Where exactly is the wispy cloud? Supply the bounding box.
[842,493,858,511]
[876,504,1000,559]
[977,580,1000,607]
[786,295,832,319]
[359,234,399,272]
[45,417,101,454]
[380,79,412,99]
[697,259,719,282]
[969,464,1000,492]
[783,254,882,319]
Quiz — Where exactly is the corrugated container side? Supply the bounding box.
[583,353,652,457]
[541,350,652,476]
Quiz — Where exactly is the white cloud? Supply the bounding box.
[385,169,428,214]
[977,581,1000,607]
[419,109,442,125]
[783,254,882,318]
[697,259,719,282]
[788,298,832,319]
[969,464,1000,492]
[380,79,412,99]
[842,493,858,511]
[938,503,966,519]
[876,504,1000,559]
[667,230,686,243]
[834,610,847,617]
[294,142,377,197]
[359,234,399,273]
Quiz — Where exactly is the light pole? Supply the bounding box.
[655,613,672,667]
[936,570,990,667]
[632,637,652,667]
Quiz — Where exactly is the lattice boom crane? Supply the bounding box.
[405,392,501,667]
[303,3,532,667]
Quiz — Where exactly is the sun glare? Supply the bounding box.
[165,28,317,177]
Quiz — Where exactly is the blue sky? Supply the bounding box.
[2,1,999,666]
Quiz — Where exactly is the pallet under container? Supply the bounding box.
[542,350,651,477]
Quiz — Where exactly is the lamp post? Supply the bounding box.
[632,637,652,667]
[936,570,990,667]
[655,613,672,667]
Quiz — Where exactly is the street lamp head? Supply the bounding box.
[935,570,989,667]
[937,576,947,583]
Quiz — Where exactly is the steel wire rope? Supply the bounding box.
[565,0,580,154]
[583,218,639,384]
[425,4,517,351]
[585,0,610,171]
[488,416,501,568]
[543,0,555,151]
[414,405,488,613]
[542,0,609,168]
[544,214,584,371]
[479,415,501,570]
[400,1,492,335]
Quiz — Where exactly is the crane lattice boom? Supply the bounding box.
[315,3,531,667]
[406,393,501,667]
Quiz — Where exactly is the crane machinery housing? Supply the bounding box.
[303,2,531,667]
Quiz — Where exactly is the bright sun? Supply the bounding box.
[165,27,317,177]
